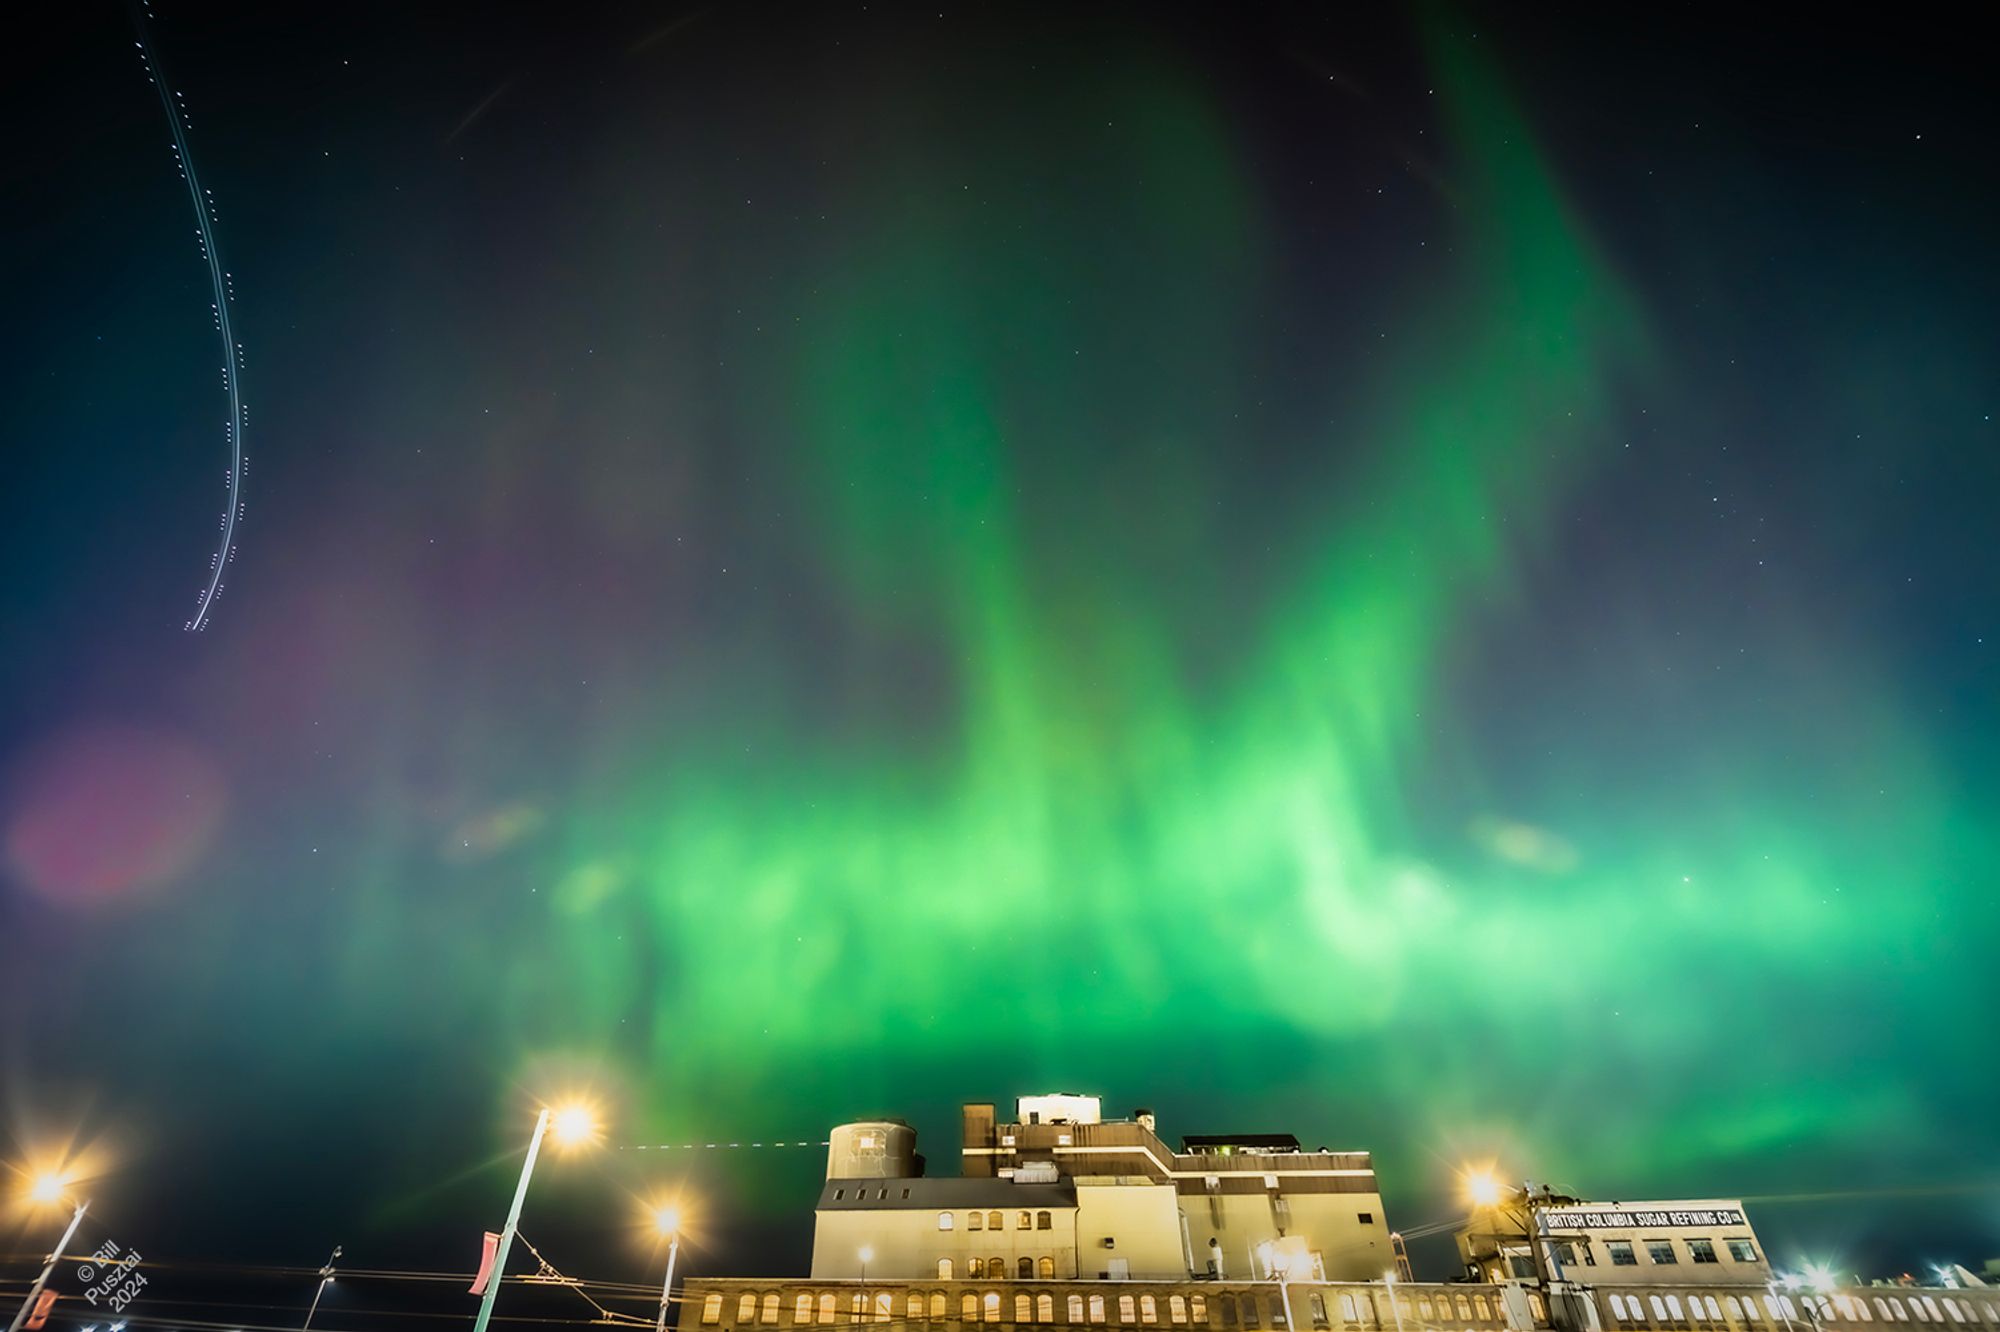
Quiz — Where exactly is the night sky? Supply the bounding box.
[3,0,1997,1302]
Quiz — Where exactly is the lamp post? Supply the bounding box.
[859,1247,873,1284]
[1258,1243,1295,1332]
[653,1208,683,1332]
[301,1245,342,1332]
[471,1103,598,1332]
[7,1176,89,1332]
[1383,1271,1406,1332]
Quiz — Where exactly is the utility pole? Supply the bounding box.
[6,1201,88,1332]
[302,1245,342,1332]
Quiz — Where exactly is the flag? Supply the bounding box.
[469,1231,501,1296]
[25,1290,58,1330]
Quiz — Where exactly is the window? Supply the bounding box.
[834,1189,844,1201]
[1668,1296,1685,1323]
[991,1257,1005,1279]
[1475,1297,1492,1321]
[1308,1295,1328,1330]
[964,1296,980,1322]
[1191,1297,1207,1326]
[1039,1296,1055,1324]
[761,1294,780,1325]
[1039,1258,1055,1279]
[940,1260,955,1280]
[875,1294,894,1324]
[1646,1240,1678,1265]
[908,1295,925,1323]
[932,1295,949,1321]
[1339,1297,1358,1324]
[737,1295,758,1324]
[1039,1211,1054,1230]
[1555,1242,1578,1266]
[941,1213,956,1231]
[1653,1297,1671,1324]
[1219,1298,1237,1328]
[1358,1212,1374,1225]
[1419,1300,1435,1323]
[971,1212,984,1231]
[1725,1299,1744,1323]
[851,1295,866,1322]
[990,1212,1005,1230]
[1242,1298,1260,1330]
[795,1295,815,1325]
[820,1295,836,1324]
[1727,1239,1758,1264]
[1020,1259,1034,1280]
[1017,1296,1033,1324]
[1764,1298,1785,1323]
[1070,1297,1086,1324]
[984,1294,1001,1325]
[1689,1239,1718,1264]
[1090,1297,1107,1325]
[1529,1296,1547,1324]
[1608,1241,1638,1266]
[1021,1212,1034,1231]
[1142,1297,1159,1325]
[1608,1295,1628,1323]
[969,1259,985,1279]
[702,1294,724,1325]
[1707,1299,1724,1322]
[1121,1296,1138,1324]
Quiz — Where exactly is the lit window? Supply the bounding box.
[1474,1297,1491,1321]
[1646,1240,1677,1265]
[932,1295,948,1320]
[1039,1295,1055,1323]
[1668,1296,1685,1323]
[1652,1297,1670,1323]
[909,1294,925,1323]
[941,1213,956,1231]
[1191,1297,1207,1325]
[1456,1298,1472,1322]
[875,1294,893,1324]
[1142,1296,1159,1325]
[964,1296,980,1322]
[1038,1211,1054,1230]
[1726,1299,1744,1323]
[1688,1240,1718,1264]
[1707,1299,1723,1322]
[1608,1242,1637,1267]
[1090,1296,1107,1325]
[737,1295,758,1324]
[1121,1297,1138,1324]
[819,1295,836,1323]
[1529,1296,1546,1324]
[1017,1296,1033,1323]
[702,1294,724,1325]
[1307,1295,1328,1330]
[941,1260,955,1280]
[795,1294,814,1325]
[985,1293,1002,1323]
[1340,1297,1358,1324]
[1059,1134,1073,1146]
[970,1259,985,1279]
[1070,1296,1086,1323]
[761,1294,780,1325]
[1021,1212,1034,1231]
[1419,1300,1434,1323]
[1727,1239,1758,1264]
[990,1212,1004,1230]
[1608,1295,1627,1323]
[971,1213,984,1232]
[1039,1258,1054,1279]
[991,1256,1004,1278]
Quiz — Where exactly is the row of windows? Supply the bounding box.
[1574,1237,1759,1268]
[941,1258,1060,1279]
[1603,1292,2000,1328]
[939,1211,1058,1231]
[698,1290,1513,1330]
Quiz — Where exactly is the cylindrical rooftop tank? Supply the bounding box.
[826,1119,917,1179]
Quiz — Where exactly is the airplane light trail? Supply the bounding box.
[133,1,248,632]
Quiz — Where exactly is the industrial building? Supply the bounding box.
[673,1091,2000,1332]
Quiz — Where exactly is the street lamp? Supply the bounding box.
[1257,1243,1295,1332]
[301,1245,342,1332]
[1383,1271,1406,1332]
[470,1101,601,1332]
[7,1170,90,1332]
[859,1247,874,1283]
[652,1207,684,1332]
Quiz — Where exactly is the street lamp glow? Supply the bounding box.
[858,1246,874,1263]
[655,1205,682,1238]
[549,1103,599,1149]
[1463,1169,1504,1208]
[26,1171,66,1205]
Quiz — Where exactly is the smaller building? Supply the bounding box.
[1458,1196,1770,1288]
